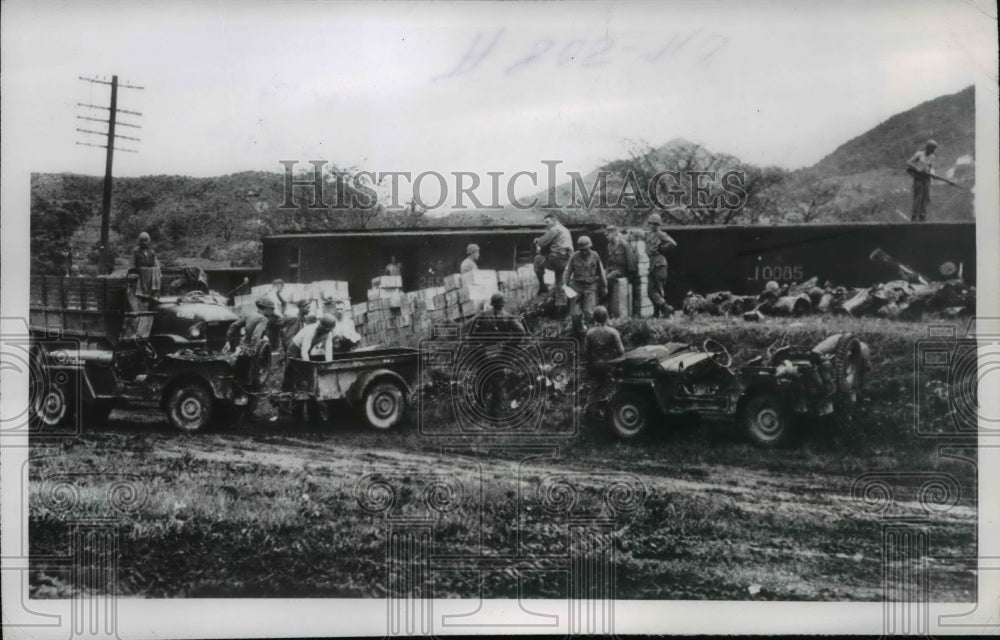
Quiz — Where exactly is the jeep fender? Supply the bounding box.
[347,369,411,409]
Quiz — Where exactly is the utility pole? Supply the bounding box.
[77,75,143,273]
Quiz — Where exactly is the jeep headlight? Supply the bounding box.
[189,324,203,339]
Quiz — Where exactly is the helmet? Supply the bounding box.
[297,299,312,310]
[764,281,780,294]
[256,297,276,311]
[926,139,939,149]
[577,235,592,249]
[138,232,151,244]
[467,243,480,255]
[647,213,662,225]
[604,224,617,234]
[490,292,505,307]
[273,278,285,286]
[593,306,609,323]
[319,314,337,330]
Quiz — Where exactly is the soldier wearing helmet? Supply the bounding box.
[906,139,939,221]
[464,292,527,419]
[603,224,640,317]
[465,292,526,338]
[584,306,625,377]
[533,212,573,303]
[461,243,480,274]
[290,313,340,361]
[227,296,276,345]
[226,296,279,389]
[564,235,608,332]
[644,213,678,317]
[133,231,162,296]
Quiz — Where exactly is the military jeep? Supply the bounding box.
[600,333,870,446]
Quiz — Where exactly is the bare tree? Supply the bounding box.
[590,139,786,226]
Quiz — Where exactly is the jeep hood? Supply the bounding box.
[611,342,693,367]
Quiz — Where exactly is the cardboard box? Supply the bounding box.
[461,269,498,288]
[443,273,463,291]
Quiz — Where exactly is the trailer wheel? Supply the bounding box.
[608,391,651,440]
[362,381,406,430]
[742,393,791,447]
[166,383,214,433]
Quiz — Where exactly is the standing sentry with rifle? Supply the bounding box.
[905,139,961,221]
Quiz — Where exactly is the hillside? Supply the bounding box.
[813,86,974,176]
[789,85,975,223]
[30,86,976,275]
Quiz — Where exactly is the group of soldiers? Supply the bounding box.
[458,211,679,327]
[224,280,362,388]
[458,286,625,417]
[531,211,678,323]
[450,211,678,385]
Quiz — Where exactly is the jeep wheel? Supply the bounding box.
[609,392,650,440]
[742,394,790,447]
[166,384,214,433]
[834,335,865,400]
[363,381,406,430]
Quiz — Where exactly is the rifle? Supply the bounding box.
[906,165,962,188]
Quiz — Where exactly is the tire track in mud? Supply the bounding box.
[153,432,975,525]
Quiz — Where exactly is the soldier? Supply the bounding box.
[584,306,625,377]
[384,256,403,277]
[604,224,639,318]
[464,293,527,419]
[227,297,276,352]
[168,266,210,295]
[533,212,573,302]
[226,297,278,387]
[68,265,82,277]
[330,299,362,349]
[133,232,161,296]
[290,314,338,362]
[281,299,315,357]
[644,213,677,317]
[465,292,527,338]
[461,243,480,274]
[583,305,625,410]
[564,235,608,333]
[906,139,938,221]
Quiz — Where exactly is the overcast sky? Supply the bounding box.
[2,0,994,204]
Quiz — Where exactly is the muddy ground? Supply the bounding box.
[28,315,978,600]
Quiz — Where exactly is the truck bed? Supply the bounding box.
[29,276,128,342]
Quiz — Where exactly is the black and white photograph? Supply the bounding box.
[2,0,998,636]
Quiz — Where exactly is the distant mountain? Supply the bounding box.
[813,86,974,176]
[787,85,975,223]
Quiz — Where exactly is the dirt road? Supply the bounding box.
[29,406,977,601]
